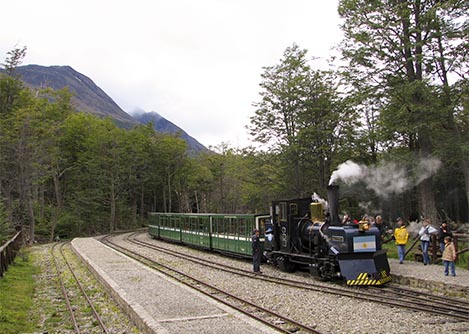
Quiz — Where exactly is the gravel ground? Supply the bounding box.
[30,243,141,334]
[119,232,469,334]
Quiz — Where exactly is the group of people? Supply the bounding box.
[392,217,457,276]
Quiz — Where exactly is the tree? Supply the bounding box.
[0,47,29,231]
[249,44,352,197]
[249,44,317,196]
[338,0,469,222]
[151,134,188,212]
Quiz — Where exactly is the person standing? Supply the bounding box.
[374,215,386,241]
[439,222,453,253]
[418,218,438,265]
[393,218,409,264]
[442,236,456,276]
[252,229,262,273]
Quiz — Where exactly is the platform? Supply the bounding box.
[388,258,469,295]
[71,237,278,334]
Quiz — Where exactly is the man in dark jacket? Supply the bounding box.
[252,229,262,273]
[439,222,453,253]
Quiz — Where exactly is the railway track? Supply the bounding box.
[101,234,325,334]
[124,231,469,322]
[50,242,109,334]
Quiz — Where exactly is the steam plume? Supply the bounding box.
[329,158,441,198]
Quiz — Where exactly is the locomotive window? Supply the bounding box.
[259,218,265,234]
[279,203,287,222]
[290,203,298,216]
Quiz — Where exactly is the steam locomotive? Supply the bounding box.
[264,185,391,285]
[148,185,391,286]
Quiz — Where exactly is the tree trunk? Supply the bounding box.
[140,184,145,226]
[417,178,438,222]
[27,186,35,244]
[416,133,438,222]
[462,160,469,221]
[167,169,172,212]
[110,181,116,232]
[194,190,199,213]
[435,31,469,221]
[49,172,63,242]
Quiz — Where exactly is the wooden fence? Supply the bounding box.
[407,233,469,269]
[0,231,23,278]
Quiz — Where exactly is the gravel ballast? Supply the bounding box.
[127,232,469,334]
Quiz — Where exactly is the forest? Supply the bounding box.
[0,0,468,243]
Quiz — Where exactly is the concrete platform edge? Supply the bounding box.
[391,274,469,296]
[71,238,169,334]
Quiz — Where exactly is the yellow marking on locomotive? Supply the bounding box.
[347,272,392,286]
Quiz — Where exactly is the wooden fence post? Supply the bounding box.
[0,231,23,278]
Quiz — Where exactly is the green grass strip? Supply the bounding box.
[0,249,38,333]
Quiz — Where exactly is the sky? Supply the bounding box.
[0,0,343,148]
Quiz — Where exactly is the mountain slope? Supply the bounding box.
[132,111,207,153]
[13,65,207,153]
[16,65,138,128]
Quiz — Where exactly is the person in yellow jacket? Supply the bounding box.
[393,217,409,264]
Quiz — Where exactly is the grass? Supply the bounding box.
[0,248,38,334]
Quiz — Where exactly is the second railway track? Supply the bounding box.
[51,242,110,334]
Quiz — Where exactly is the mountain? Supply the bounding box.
[132,110,207,153]
[15,65,138,128]
[13,65,207,153]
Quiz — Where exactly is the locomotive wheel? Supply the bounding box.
[278,257,296,272]
[318,260,335,281]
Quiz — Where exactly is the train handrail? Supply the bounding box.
[0,231,23,278]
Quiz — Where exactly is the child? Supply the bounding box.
[442,236,456,276]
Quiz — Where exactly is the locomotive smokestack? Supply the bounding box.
[327,185,340,226]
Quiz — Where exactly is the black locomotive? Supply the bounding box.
[264,185,391,286]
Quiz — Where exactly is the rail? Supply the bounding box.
[0,231,23,278]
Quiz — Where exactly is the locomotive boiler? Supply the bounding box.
[264,185,391,285]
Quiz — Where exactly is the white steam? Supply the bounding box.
[312,192,328,210]
[329,157,441,198]
[416,157,442,184]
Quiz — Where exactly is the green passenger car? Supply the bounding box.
[148,212,270,257]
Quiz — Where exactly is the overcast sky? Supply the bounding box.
[1,0,343,148]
